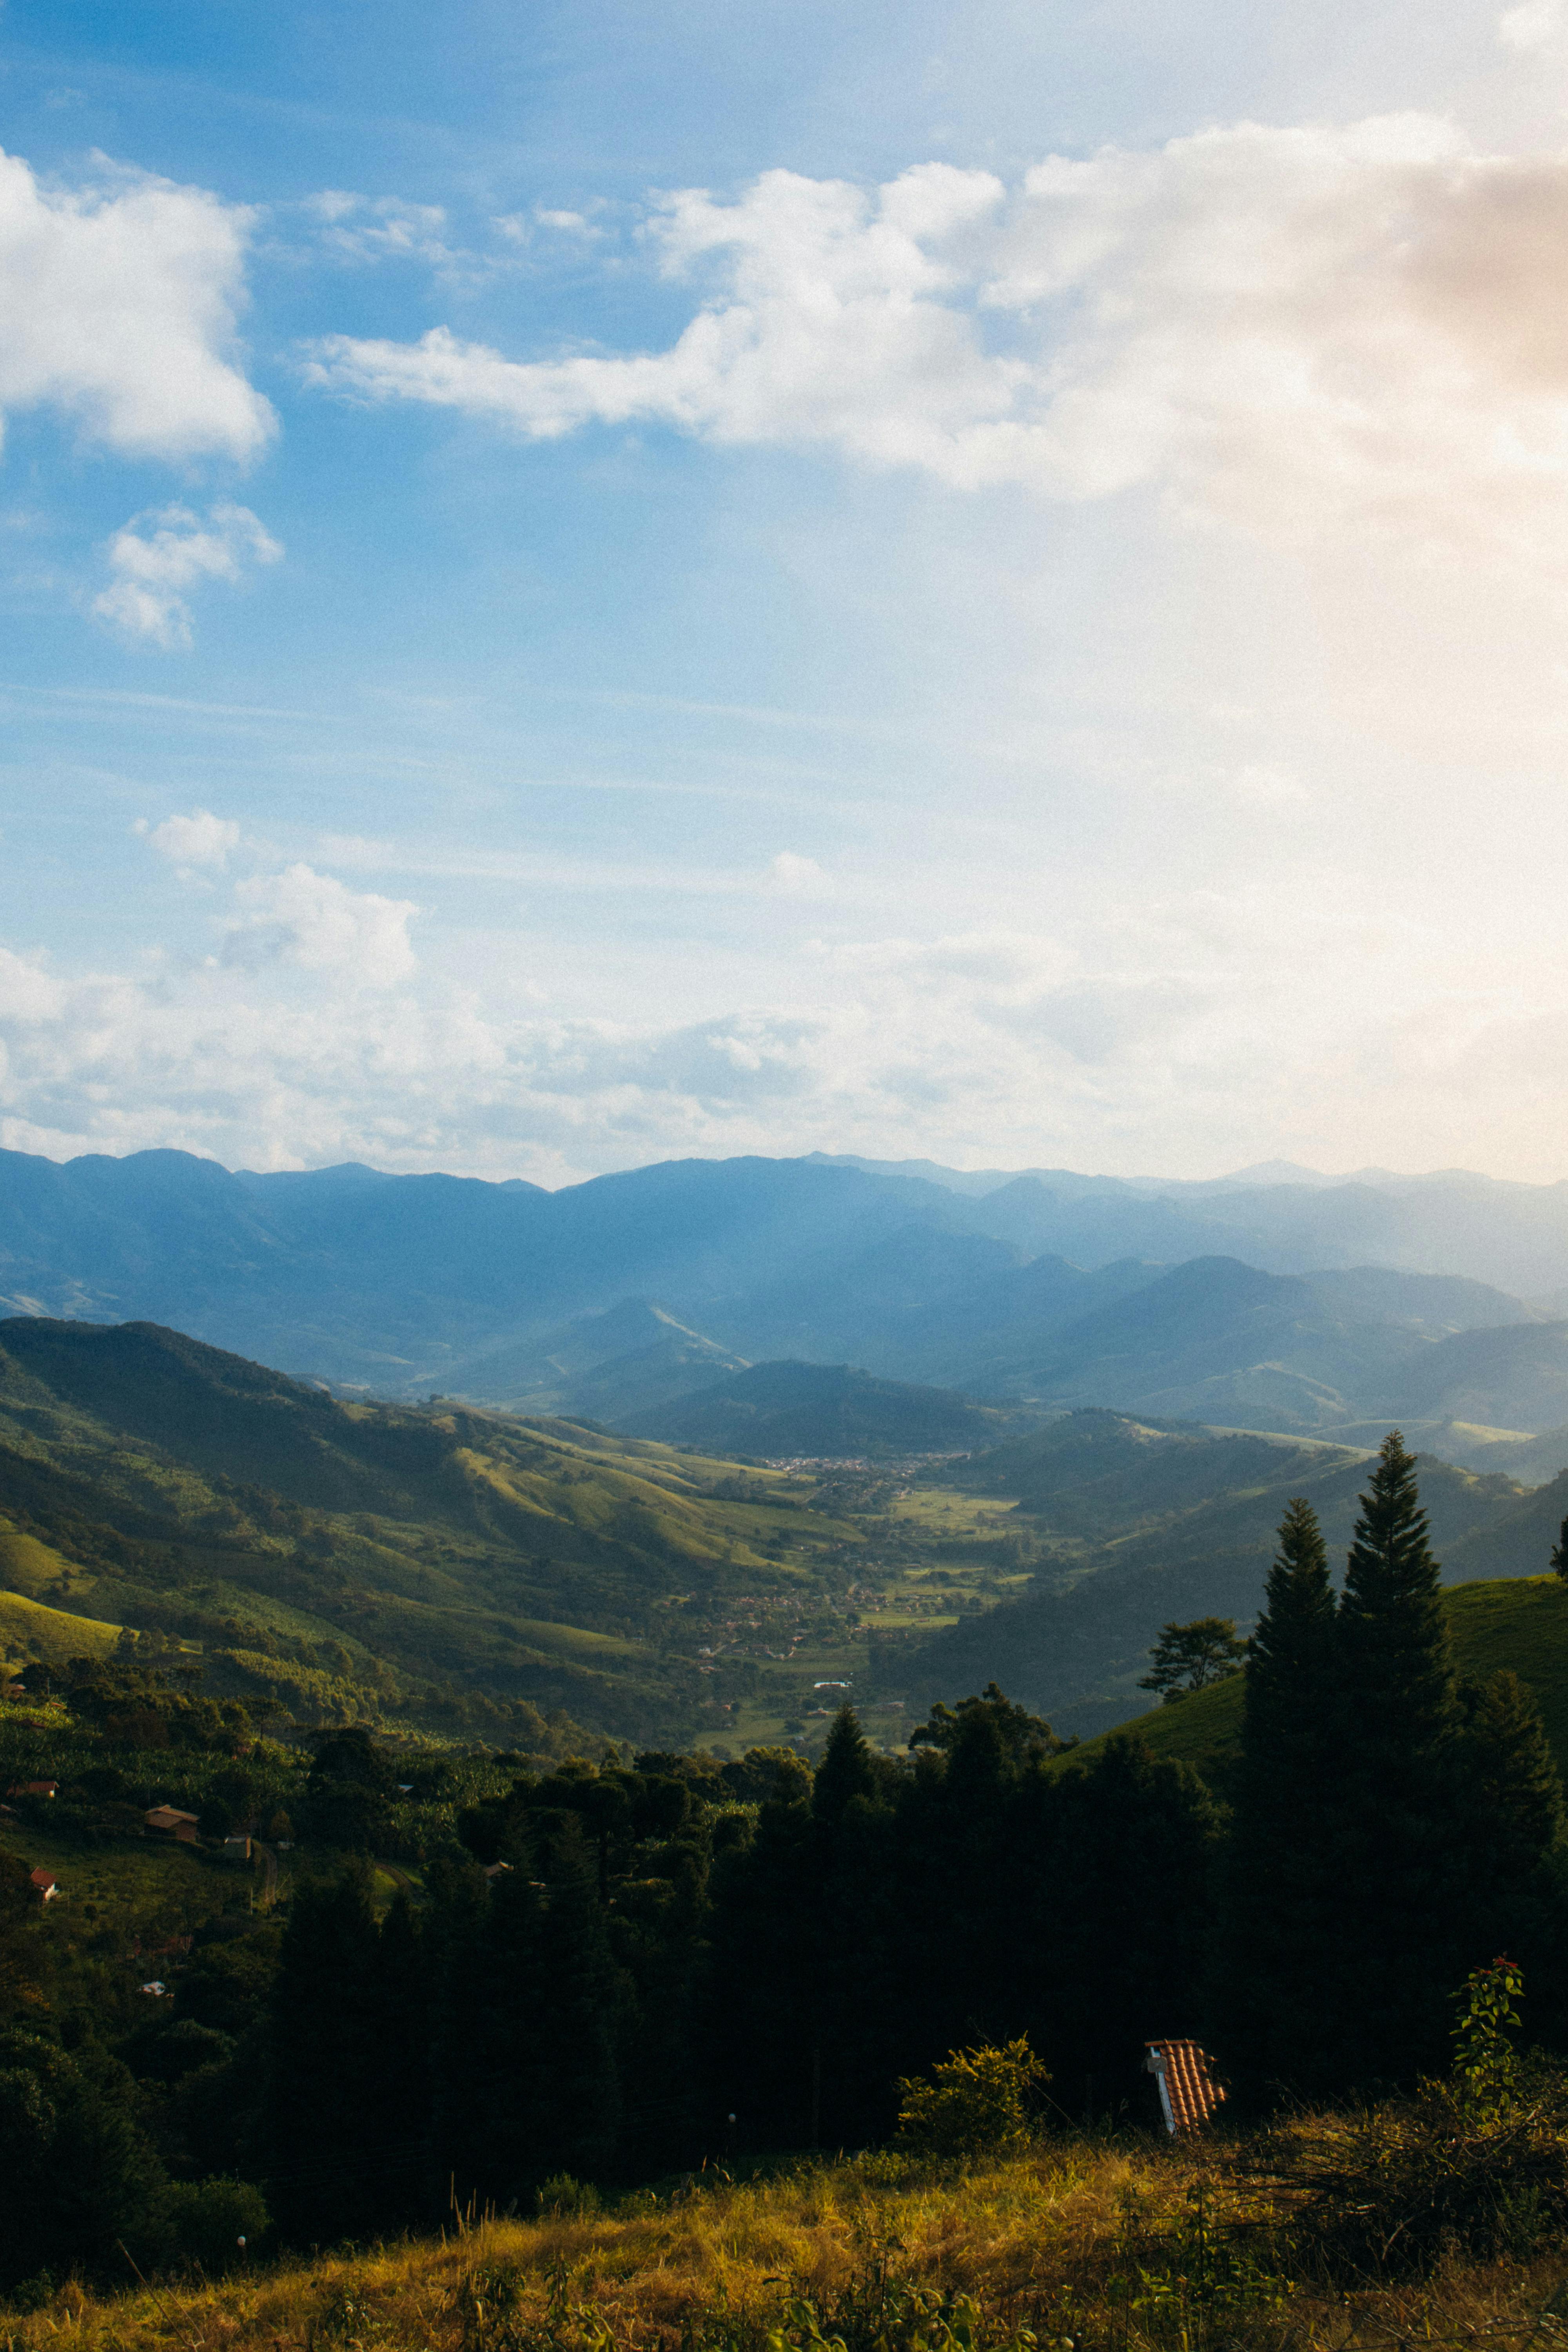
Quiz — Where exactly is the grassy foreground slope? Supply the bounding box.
[4,2139,1559,2351]
[1078,1572,1568,1787]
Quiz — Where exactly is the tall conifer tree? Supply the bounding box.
[1455,1669,1567,2009]
[1327,1431,1458,2086]
[1214,1498,1342,2102]
[264,1866,387,2243]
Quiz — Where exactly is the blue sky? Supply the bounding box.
[4,0,1568,1182]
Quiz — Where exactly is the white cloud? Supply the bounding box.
[140,808,241,871]
[0,147,272,461]
[305,122,1568,578]
[1498,0,1564,49]
[93,503,283,648]
[300,191,456,267]
[767,851,827,893]
[9,857,1564,1184]
[221,863,417,986]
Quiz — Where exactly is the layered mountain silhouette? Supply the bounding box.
[8,1143,1568,1438]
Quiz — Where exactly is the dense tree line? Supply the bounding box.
[4,1432,1567,2288]
[1219,1433,1568,2103]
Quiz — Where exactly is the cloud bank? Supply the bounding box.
[0,813,1560,1182]
[308,118,1568,572]
[0,148,273,461]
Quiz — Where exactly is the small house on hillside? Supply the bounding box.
[7,1779,58,1798]
[145,1805,199,1842]
[1145,2040,1225,2133]
[29,1868,58,1901]
[222,1834,252,1863]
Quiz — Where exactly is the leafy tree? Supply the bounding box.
[1552,1518,1568,1580]
[0,2028,169,2290]
[1451,1956,1525,2123]
[1216,1499,1343,2102]
[164,2177,269,2273]
[1139,1618,1247,1702]
[303,1726,399,1851]
[909,1684,1065,1762]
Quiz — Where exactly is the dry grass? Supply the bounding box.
[8,2140,1568,2352]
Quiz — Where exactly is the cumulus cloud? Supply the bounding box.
[93,502,283,648]
[306,122,1568,574]
[221,863,417,986]
[138,808,241,871]
[0,147,272,461]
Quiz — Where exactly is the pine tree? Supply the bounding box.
[1046,1737,1221,2111]
[1455,1670,1566,1989]
[264,1866,386,2243]
[1214,1498,1343,2103]
[813,1705,877,1826]
[1326,1432,1459,2087]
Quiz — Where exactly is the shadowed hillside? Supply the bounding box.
[906,1422,1528,1736]
[623,1359,1040,1457]
[1073,1572,1568,1798]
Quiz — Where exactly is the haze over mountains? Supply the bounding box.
[10,1144,1568,1457]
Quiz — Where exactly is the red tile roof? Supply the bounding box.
[1146,2039,1225,2132]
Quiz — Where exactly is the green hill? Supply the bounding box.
[907,1418,1529,1736]
[624,1358,1040,1456]
[1076,1572,1568,1790]
[0,1317,887,1747]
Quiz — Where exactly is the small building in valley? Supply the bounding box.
[222,1834,252,1863]
[30,1868,58,1900]
[145,1805,199,1842]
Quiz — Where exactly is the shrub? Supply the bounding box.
[163,2176,269,2274]
[535,2173,601,2218]
[1264,2067,1568,2278]
[893,2039,1048,2163]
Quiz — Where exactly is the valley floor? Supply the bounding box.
[9,2137,1568,2352]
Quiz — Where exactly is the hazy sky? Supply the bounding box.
[4,0,1568,1182]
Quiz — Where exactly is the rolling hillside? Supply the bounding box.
[906,1416,1531,1736]
[0,1316,884,1746]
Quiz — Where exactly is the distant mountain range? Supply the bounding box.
[11,1143,1568,1444]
